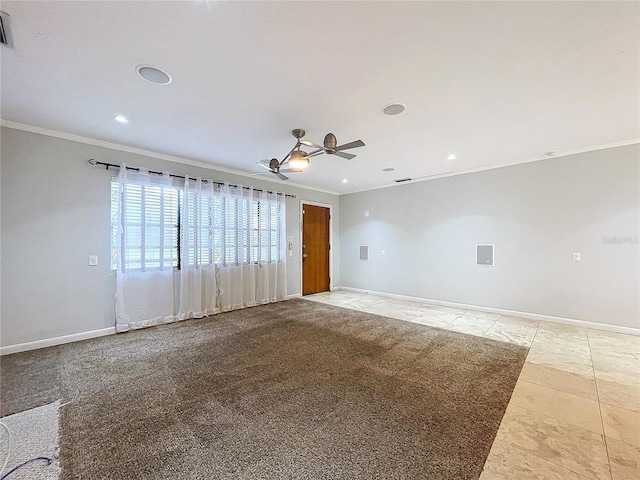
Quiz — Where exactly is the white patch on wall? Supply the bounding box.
[0,401,61,479]
[476,244,494,266]
[360,245,369,260]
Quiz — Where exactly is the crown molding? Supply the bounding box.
[3,119,635,198]
[0,120,340,196]
[342,138,640,196]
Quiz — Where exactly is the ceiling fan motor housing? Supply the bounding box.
[324,133,337,152]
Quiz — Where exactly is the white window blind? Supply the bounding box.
[112,181,282,271]
[111,181,179,272]
[182,189,214,268]
[211,195,282,266]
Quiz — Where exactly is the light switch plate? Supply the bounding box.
[572,253,581,262]
[89,255,98,266]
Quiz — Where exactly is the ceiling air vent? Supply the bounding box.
[0,11,13,47]
[394,177,412,183]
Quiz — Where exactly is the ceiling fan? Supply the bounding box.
[254,129,365,181]
[300,132,365,161]
[255,158,303,181]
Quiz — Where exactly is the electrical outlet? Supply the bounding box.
[572,253,581,262]
[89,255,98,266]
[381,249,386,256]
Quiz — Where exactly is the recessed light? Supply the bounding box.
[546,151,560,157]
[382,167,395,172]
[382,103,406,115]
[136,65,172,85]
[447,154,456,160]
[114,115,128,123]
[342,179,348,183]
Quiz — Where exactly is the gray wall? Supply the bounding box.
[0,127,340,346]
[339,145,640,329]
[2,126,638,346]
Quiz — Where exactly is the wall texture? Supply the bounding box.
[339,144,639,329]
[0,127,339,347]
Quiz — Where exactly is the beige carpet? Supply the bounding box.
[1,299,527,479]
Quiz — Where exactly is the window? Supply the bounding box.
[211,195,282,266]
[182,189,213,268]
[111,181,180,272]
[112,181,282,272]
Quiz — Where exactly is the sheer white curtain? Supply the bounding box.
[177,176,218,319]
[216,184,287,311]
[114,165,178,332]
[114,168,287,332]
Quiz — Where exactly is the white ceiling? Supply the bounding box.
[1,1,638,194]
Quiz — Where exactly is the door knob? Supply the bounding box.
[302,253,308,258]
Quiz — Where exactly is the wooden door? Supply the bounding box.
[302,204,330,295]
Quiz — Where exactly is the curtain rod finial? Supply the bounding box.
[88,158,97,165]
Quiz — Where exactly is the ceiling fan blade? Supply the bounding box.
[333,151,356,160]
[306,148,326,158]
[335,140,365,151]
[274,172,289,180]
[280,168,303,173]
[301,140,326,150]
[257,162,273,170]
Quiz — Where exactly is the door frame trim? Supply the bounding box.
[299,200,334,296]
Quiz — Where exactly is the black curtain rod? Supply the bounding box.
[88,159,296,198]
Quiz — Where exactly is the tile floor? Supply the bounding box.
[304,290,640,480]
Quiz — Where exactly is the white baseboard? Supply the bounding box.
[288,288,340,298]
[339,286,640,336]
[4,288,635,355]
[0,327,116,356]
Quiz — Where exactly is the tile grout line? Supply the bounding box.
[505,401,604,437]
[479,320,544,476]
[524,321,542,363]
[501,442,595,480]
[586,329,615,480]
[496,316,599,480]
[525,348,594,371]
[514,375,599,402]
[500,322,612,478]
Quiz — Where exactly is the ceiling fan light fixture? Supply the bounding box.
[288,150,309,170]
